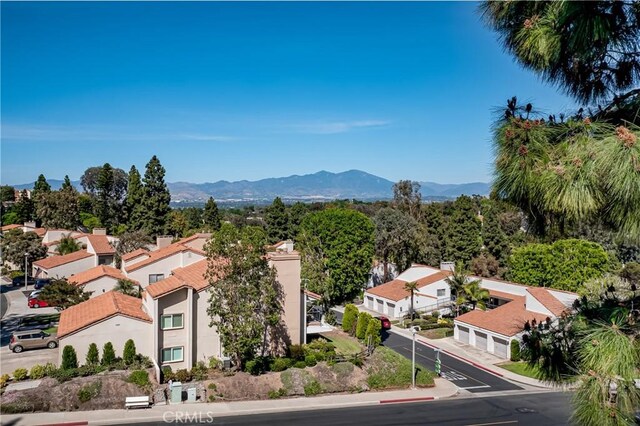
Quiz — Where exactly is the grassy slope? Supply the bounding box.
[497,361,542,379]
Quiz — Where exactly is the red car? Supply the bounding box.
[28,297,50,309]
[376,315,392,330]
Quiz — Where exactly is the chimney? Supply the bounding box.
[93,228,107,235]
[283,240,294,253]
[156,236,173,249]
[23,221,36,229]
[440,261,455,272]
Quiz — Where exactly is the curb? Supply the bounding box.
[379,396,435,404]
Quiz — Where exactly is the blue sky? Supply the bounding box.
[1,2,574,186]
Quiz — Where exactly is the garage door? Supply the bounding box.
[475,332,488,351]
[458,326,469,344]
[386,303,395,317]
[494,337,508,359]
[366,296,374,309]
[376,299,384,313]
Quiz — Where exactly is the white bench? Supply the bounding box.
[125,396,151,409]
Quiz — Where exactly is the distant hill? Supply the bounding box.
[11,170,490,205]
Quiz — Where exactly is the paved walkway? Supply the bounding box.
[1,378,459,426]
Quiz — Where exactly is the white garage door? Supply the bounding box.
[475,332,488,351]
[376,299,384,313]
[494,338,508,359]
[386,303,395,317]
[458,326,469,344]
[366,296,374,309]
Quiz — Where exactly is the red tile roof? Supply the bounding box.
[33,250,93,270]
[124,242,205,272]
[455,296,550,337]
[69,265,136,286]
[366,271,451,302]
[86,234,115,255]
[145,259,211,298]
[58,291,151,338]
[1,224,22,232]
[121,248,149,262]
[526,287,568,316]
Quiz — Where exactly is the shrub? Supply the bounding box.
[208,382,217,391]
[174,369,192,382]
[128,370,150,388]
[268,388,287,399]
[349,354,364,368]
[270,357,292,372]
[244,360,261,376]
[288,344,305,361]
[191,361,209,381]
[208,357,221,370]
[61,346,78,370]
[162,366,174,382]
[0,374,10,388]
[342,304,359,335]
[12,368,28,381]
[86,343,99,365]
[42,362,57,376]
[293,360,307,369]
[123,339,136,365]
[304,355,317,367]
[101,342,116,366]
[49,367,78,383]
[303,379,322,396]
[78,381,102,403]
[365,317,382,346]
[325,310,337,325]
[510,339,521,362]
[77,364,105,377]
[431,311,440,319]
[29,364,46,380]
[9,271,25,279]
[355,312,371,340]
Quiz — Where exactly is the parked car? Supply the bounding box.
[28,296,50,309]
[375,315,392,330]
[34,278,52,290]
[9,329,58,353]
[11,275,36,287]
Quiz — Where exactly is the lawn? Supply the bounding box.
[418,328,453,339]
[367,346,434,389]
[497,361,542,379]
[319,332,362,355]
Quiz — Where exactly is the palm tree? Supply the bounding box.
[114,279,140,298]
[56,233,81,255]
[457,281,490,311]
[404,281,419,320]
[445,263,481,316]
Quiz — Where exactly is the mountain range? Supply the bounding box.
[13,170,490,205]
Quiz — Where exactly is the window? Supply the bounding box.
[149,274,165,284]
[162,346,183,363]
[161,314,184,330]
[437,289,446,297]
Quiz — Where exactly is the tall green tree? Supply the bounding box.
[203,197,221,231]
[0,185,15,202]
[95,163,118,231]
[141,156,171,237]
[445,263,480,317]
[13,190,35,223]
[373,208,418,281]
[443,196,482,265]
[36,188,81,230]
[457,280,490,311]
[0,229,47,273]
[32,174,51,198]
[38,278,91,310]
[298,209,374,306]
[61,175,73,191]
[206,223,285,369]
[508,239,611,292]
[392,180,422,220]
[124,165,145,231]
[166,210,189,238]
[265,197,290,243]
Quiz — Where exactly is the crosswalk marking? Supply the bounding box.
[440,371,468,381]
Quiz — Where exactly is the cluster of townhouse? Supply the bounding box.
[1,224,305,373]
[364,262,578,360]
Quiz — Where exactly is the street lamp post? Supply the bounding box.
[24,252,29,290]
[411,326,418,389]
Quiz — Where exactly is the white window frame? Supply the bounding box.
[149,273,165,284]
[161,346,184,363]
[161,313,184,330]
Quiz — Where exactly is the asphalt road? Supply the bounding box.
[381,331,521,393]
[136,391,571,426]
[332,308,521,393]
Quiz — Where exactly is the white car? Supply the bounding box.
[28,290,42,299]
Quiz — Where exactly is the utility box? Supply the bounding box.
[187,387,197,403]
[170,382,182,403]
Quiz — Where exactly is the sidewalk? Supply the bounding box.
[1,378,459,426]
[390,326,555,389]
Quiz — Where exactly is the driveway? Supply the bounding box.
[0,281,60,373]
